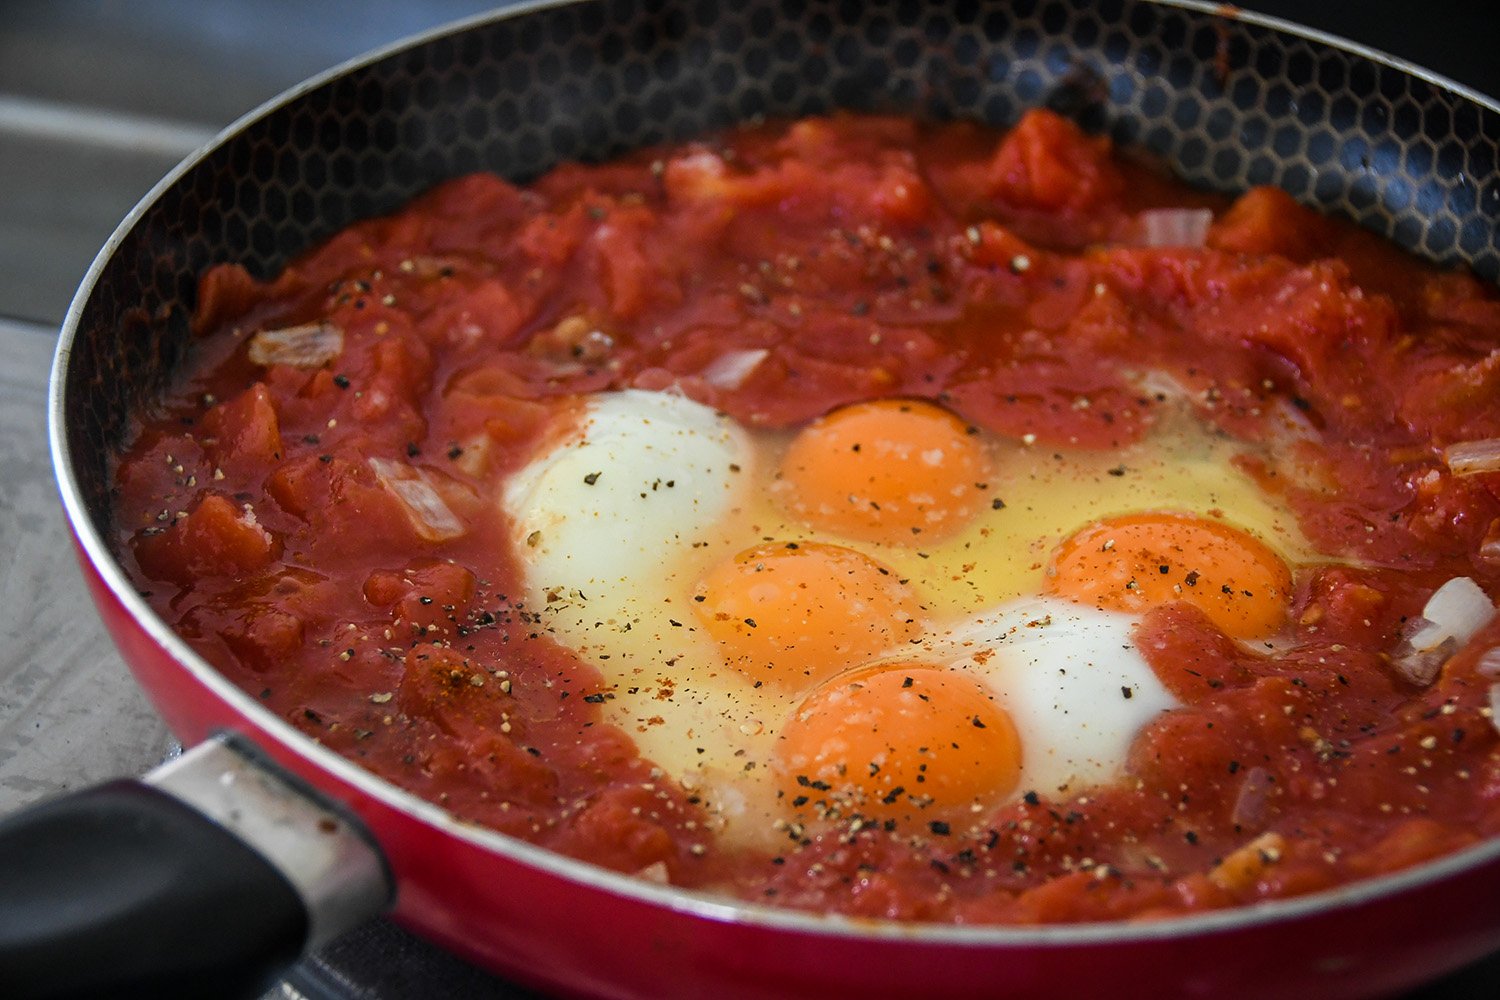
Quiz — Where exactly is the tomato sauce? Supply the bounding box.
[113,110,1500,923]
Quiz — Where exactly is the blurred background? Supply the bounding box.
[1,0,1497,328]
[0,2,1496,997]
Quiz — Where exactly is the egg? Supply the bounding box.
[501,387,1304,849]
[773,398,994,545]
[501,389,787,843]
[845,596,1179,811]
[502,388,754,609]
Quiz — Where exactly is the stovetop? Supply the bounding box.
[2,2,1498,997]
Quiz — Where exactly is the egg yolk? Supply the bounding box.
[694,541,925,688]
[1046,511,1293,639]
[776,399,992,545]
[775,663,1022,825]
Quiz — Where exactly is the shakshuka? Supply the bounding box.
[112,109,1500,924]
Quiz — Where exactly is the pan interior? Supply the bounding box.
[51,0,1500,949]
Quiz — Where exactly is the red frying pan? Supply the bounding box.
[7,1,1500,997]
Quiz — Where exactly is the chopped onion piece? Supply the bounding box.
[248,322,344,368]
[1477,648,1500,678]
[1392,577,1496,685]
[1230,766,1274,828]
[368,457,465,542]
[1444,438,1500,476]
[1136,208,1213,248]
[700,348,769,390]
[1490,683,1500,737]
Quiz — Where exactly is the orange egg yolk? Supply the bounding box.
[1046,511,1293,639]
[776,399,993,545]
[694,541,925,688]
[775,664,1022,825]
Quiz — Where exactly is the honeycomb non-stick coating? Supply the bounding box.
[61,0,1500,529]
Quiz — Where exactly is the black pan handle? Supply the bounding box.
[0,736,393,1000]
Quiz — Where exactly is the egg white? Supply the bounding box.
[910,595,1179,799]
[501,389,790,846]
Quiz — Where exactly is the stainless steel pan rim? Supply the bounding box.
[47,0,1500,953]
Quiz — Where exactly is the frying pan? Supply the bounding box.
[9,0,1500,996]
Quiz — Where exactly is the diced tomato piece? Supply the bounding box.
[988,109,1124,213]
[363,561,476,637]
[426,278,533,349]
[1207,186,1338,260]
[1134,603,1259,704]
[549,784,678,874]
[219,606,304,672]
[133,493,279,584]
[397,643,504,738]
[202,383,284,467]
[192,263,267,334]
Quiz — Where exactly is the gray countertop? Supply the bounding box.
[2,2,1499,998]
[0,317,173,813]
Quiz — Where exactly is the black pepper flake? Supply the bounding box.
[1158,564,1170,574]
[584,471,601,485]
[319,454,333,463]
[448,444,464,460]
[333,374,351,389]
[929,820,951,836]
[1107,465,1127,477]
[902,676,914,688]
[1228,760,1241,774]
[971,715,987,728]
[406,442,420,458]
[1184,830,1199,845]
[1184,570,1200,587]
[583,693,607,704]
[1023,791,1040,806]
[744,617,757,628]
[1121,686,1133,699]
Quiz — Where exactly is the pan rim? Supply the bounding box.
[46,0,1500,952]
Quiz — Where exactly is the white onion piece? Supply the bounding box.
[1136,208,1213,248]
[368,457,465,542]
[1477,648,1500,678]
[1444,438,1500,476]
[1489,683,1500,737]
[1392,577,1496,685]
[700,348,768,390]
[1230,766,1274,828]
[248,322,344,368]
